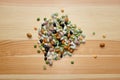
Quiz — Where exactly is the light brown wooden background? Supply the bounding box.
[0,0,120,80]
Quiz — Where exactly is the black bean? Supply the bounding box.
[57,39,60,42]
[52,30,57,34]
[53,43,57,47]
[43,45,50,52]
[60,54,63,58]
[59,41,62,46]
[53,22,56,27]
[45,48,49,52]
[44,57,47,61]
[60,24,64,29]
[44,52,47,57]
[39,39,43,43]
[70,30,73,35]
[65,21,68,25]
[41,23,45,26]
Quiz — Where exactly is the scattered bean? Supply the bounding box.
[34,27,37,31]
[61,9,64,13]
[100,43,105,48]
[71,61,74,64]
[34,45,37,48]
[26,33,32,38]
[92,32,95,35]
[102,35,106,38]
[37,50,41,53]
[93,55,97,59]
[37,18,40,21]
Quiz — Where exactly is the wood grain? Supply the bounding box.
[0,74,120,80]
[0,0,120,6]
[0,5,120,40]
[0,40,120,56]
[0,0,120,79]
[0,56,120,74]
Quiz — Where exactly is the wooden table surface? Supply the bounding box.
[0,0,120,80]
